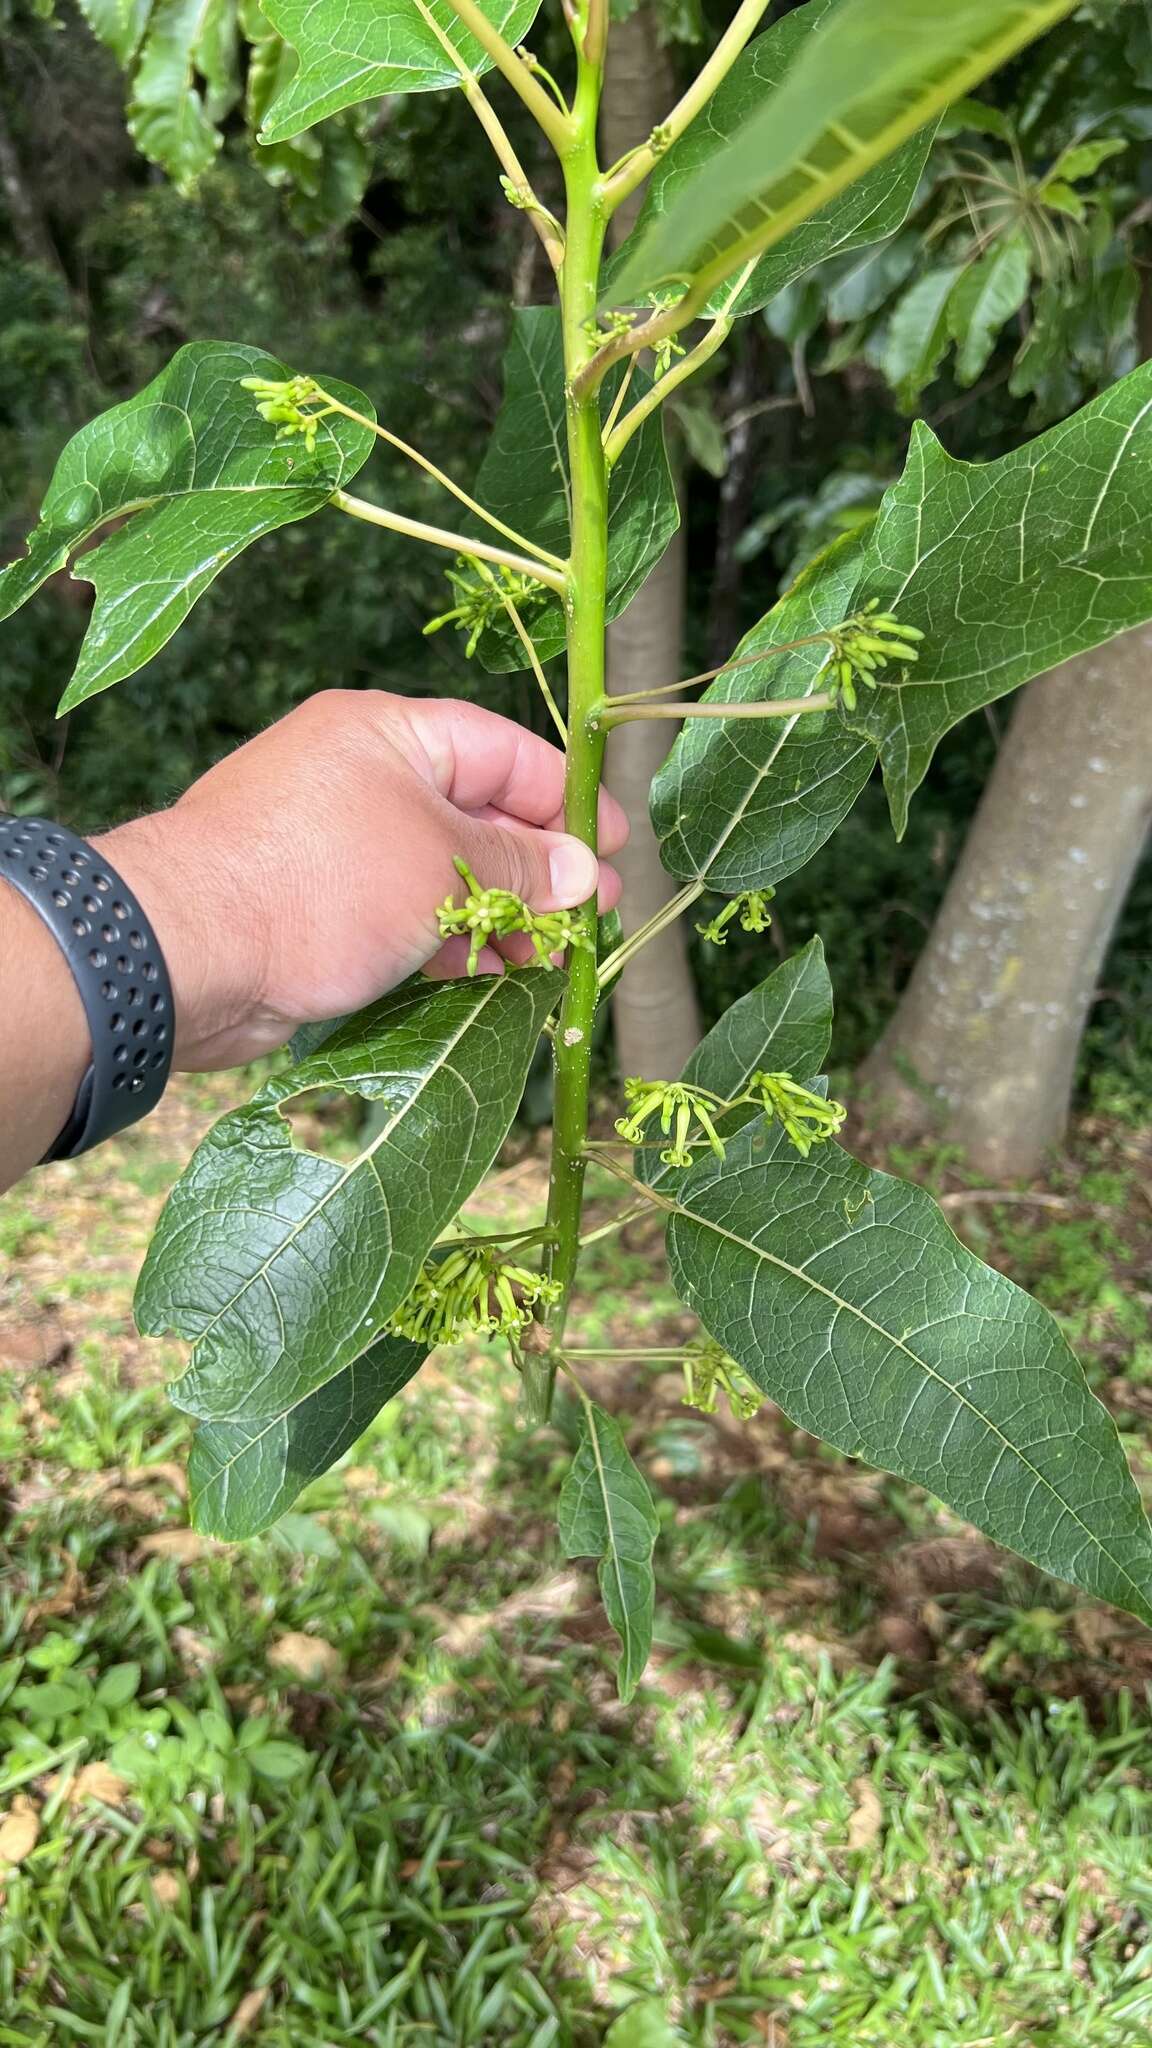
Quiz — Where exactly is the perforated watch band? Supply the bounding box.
[0,814,174,1162]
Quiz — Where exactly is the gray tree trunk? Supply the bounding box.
[859,628,1152,1177]
[599,8,701,1080]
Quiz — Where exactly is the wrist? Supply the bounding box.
[92,809,274,1070]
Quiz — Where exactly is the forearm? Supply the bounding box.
[0,889,91,1189]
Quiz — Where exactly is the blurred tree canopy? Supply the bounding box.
[1,0,1150,1096]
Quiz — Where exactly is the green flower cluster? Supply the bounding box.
[423,558,545,659]
[820,599,924,711]
[437,857,595,976]
[616,1069,846,1167]
[615,1079,727,1168]
[747,1071,846,1157]
[682,1337,762,1421]
[387,1244,562,1348]
[240,373,333,454]
[696,888,775,946]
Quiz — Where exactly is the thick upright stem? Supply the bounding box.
[529,52,610,1423]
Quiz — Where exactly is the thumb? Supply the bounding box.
[456,816,600,912]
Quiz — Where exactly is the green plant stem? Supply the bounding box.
[595,692,835,728]
[531,41,610,1427]
[598,881,705,988]
[601,0,772,213]
[411,0,565,273]
[498,592,569,742]
[578,1201,653,1245]
[330,489,566,593]
[603,259,757,466]
[567,1346,687,1358]
[442,0,572,150]
[318,386,565,570]
[605,631,846,704]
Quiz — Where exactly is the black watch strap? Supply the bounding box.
[0,814,175,1162]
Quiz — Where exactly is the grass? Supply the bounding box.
[1,1080,1152,2043]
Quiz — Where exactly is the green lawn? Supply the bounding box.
[1,1081,1151,2045]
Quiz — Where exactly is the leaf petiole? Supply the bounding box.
[331,489,567,593]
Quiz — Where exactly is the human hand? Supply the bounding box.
[95,691,627,1070]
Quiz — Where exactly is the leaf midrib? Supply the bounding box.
[670,1167,1152,1613]
[193,975,510,1346]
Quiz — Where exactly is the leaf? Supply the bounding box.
[843,358,1152,829]
[75,0,151,64]
[0,342,375,711]
[665,1119,1152,1625]
[186,1331,426,1537]
[128,0,233,187]
[939,95,1013,139]
[640,938,833,1192]
[606,0,934,322]
[470,308,678,672]
[608,0,1074,310]
[137,968,561,1426]
[651,529,875,892]
[604,2004,683,2048]
[95,1662,142,1708]
[247,1739,310,1780]
[559,1403,659,1702]
[826,230,919,323]
[668,393,727,478]
[948,232,1031,386]
[878,265,964,408]
[1047,136,1127,184]
[259,0,543,142]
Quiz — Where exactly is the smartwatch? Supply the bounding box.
[0,814,175,1162]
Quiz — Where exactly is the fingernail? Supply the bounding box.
[549,840,599,906]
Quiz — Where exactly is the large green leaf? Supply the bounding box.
[844,358,1152,830]
[609,0,1074,310]
[259,0,542,143]
[651,531,874,891]
[666,1120,1152,1624]
[640,938,833,1192]
[188,1332,426,1538]
[559,1402,659,1701]
[0,342,375,712]
[137,968,562,1424]
[469,308,679,673]
[606,0,934,321]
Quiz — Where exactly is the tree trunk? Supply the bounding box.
[600,8,701,1079]
[859,628,1152,1176]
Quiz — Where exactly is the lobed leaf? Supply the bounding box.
[651,529,874,892]
[659,355,1152,866]
[259,0,542,143]
[0,342,375,711]
[640,938,833,1192]
[605,0,933,322]
[469,308,679,672]
[608,0,1074,310]
[666,1120,1152,1624]
[559,1402,659,1701]
[188,1332,426,1538]
[137,968,562,1425]
[845,357,1152,830]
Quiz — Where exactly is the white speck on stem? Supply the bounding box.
[563,1027,585,1046]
